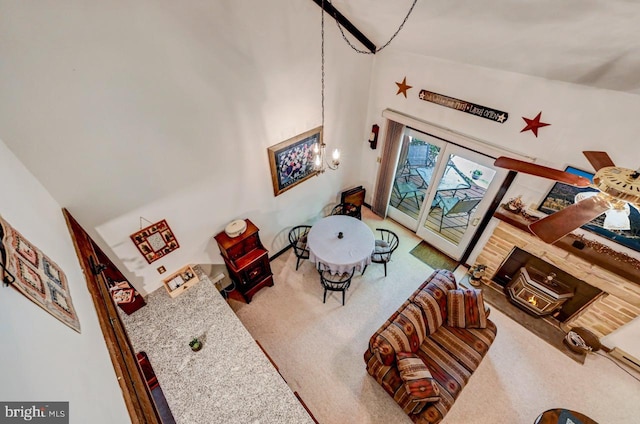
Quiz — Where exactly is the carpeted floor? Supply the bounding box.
[409,240,459,271]
[223,208,640,424]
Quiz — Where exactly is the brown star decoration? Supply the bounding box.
[520,111,550,137]
[395,77,412,98]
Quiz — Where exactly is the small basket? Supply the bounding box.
[564,326,601,353]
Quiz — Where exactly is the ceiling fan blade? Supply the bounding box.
[494,157,591,187]
[528,195,612,244]
[583,151,615,171]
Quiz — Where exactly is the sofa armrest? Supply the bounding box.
[369,301,428,366]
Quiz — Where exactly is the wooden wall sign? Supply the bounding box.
[130,219,179,264]
[418,89,509,123]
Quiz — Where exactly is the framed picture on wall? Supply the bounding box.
[537,166,640,253]
[267,126,321,196]
[129,219,180,263]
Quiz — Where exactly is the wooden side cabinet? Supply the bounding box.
[214,219,274,302]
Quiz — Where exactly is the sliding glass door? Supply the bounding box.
[415,144,507,259]
[387,128,445,230]
[387,127,509,261]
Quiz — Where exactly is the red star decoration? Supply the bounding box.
[520,112,550,137]
[395,77,412,98]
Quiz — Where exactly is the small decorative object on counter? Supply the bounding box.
[469,264,487,287]
[505,195,525,213]
[189,337,203,352]
[338,231,344,239]
[162,264,200,298]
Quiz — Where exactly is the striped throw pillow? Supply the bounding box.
[397,352,440,401]
[447,288,488,329]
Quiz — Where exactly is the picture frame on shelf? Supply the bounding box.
[267,126,322,197]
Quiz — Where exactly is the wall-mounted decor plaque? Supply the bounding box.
[130,219,179,264]
[419,89,509,123]
[0,215,81,332]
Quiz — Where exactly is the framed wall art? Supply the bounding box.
[268,126,321,196]
[130,219,179,264]
[0,215,81,332]
[537,166,640,253]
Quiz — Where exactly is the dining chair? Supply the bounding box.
[288,225,311,270]
[363,228,399,277]
[318,263,356,305]
[340,186,366,220]
[435,193,482,231]
[330,202,359,218]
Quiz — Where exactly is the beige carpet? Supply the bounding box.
[228,208,640,424]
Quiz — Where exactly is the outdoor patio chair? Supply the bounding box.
[393,179,422,208]
[435,193,482,231]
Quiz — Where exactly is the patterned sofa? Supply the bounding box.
[364,269,497,424]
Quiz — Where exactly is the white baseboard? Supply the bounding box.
[608,347,640,374]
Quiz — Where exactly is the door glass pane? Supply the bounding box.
[423,154,497,245]
[389,136,441,220]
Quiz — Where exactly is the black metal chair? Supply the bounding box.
[365,228,399,277]
[330,202,359,218]
[288,225,311,270]
[318,263,356,305]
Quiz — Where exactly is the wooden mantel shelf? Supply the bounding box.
[493,209,640,284]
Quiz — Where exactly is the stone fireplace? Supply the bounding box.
[476,211,640,340]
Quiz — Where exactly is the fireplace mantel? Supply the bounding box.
[493,209,640,284]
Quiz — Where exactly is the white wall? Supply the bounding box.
[357,49,640,345]
[0,140,130,422]
[0,1,373,294]
[602,316,640,358]
[88,1,373,294]
[360,50,640,253]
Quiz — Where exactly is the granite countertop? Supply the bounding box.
[120,271,313,424]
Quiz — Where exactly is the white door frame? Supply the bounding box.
[386,128,447,231]
[380,109,532,259]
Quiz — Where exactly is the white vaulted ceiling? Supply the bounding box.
[329,0,640,95]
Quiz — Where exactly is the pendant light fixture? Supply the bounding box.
[313,0,340,173]
[312,0,418,172]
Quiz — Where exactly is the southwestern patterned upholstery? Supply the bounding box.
[397,352,441,402]
[364,269,497,423]
[447,288,488,329]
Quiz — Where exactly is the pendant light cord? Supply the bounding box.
[321,0,325,133]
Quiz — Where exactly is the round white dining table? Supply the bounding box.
[307,215,375,275]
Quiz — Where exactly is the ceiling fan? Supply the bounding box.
[494,151,640,244]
